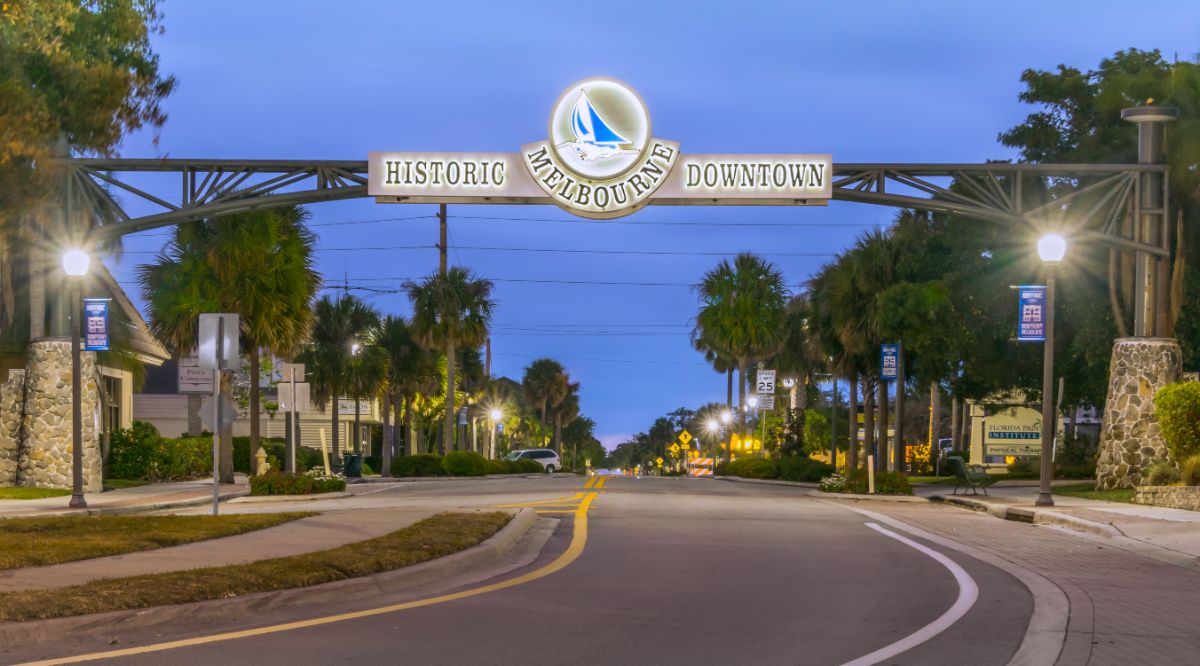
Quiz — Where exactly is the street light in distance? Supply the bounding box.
[61,248,90,509]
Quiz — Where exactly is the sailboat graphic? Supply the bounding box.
[560,90,636,161]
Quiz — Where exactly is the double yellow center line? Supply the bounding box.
[583,475,608,490]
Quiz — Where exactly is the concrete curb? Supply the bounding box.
[350,474,561,484]
[227,491,353,504]
[0,489,250,520]
[929,494,1122,538]
[808,490,929,503]
[712,476,819,489]
[0,507,541,646]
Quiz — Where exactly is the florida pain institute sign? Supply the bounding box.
[368,77,833,219]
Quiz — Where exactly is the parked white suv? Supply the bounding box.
[504,448,561,473]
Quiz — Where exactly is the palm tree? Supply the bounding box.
[767,295,821,456]
[345,329,385,458]
[553,385,581,465]
[405,267,495,453]
[694,253,789,462]
[139,206,319,481]
[376,315,438,473]
[300,294,380,464]
[523,358,567,449]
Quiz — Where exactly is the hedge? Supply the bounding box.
[249,471,346,496]
[108,422,209,481]
[721,456,833,483]
[442,451,488,477]
[1154,382,1200,461]
[390,454,445,477]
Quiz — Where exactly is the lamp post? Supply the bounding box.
[489,408,502,459]
[62,249,90,509]
[1035,233,1066,507]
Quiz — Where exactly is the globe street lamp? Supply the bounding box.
[62,249,90,509]
[489,408,502,459]
[1035,233,1066,507]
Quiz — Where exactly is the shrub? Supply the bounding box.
[1054,463,1094,480]
[487,459,513,475]
[842,469,913,495]
[514,459,544,474]
[443,451,489,477]
[107,421,163,480]
[1006,458,1038,477]
[1144,459,1180,486]
[390,454,444,477]
[249,470,346,495]
[157,436,211,480]
[1180,455,1200,487]
[778,456,834,482]
[1154,382,1200,461]
[819,474,847,492]
[725,457,779,479]
[361,462,375,476]
[364,456,382,474]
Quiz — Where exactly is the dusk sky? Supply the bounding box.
[106,0,1200,448]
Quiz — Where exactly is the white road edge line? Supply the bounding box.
[840,523,979,666]
[823,501,1067,666]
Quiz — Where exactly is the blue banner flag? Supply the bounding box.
[1017,286,1046,342]
[83,299,110,351]
[880,343,899,381]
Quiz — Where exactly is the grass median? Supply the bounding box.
[1053,482,1135,504]
[0,513,313,570]
[0,487,71,500]
[0,511,511,622]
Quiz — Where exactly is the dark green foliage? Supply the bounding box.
[248,472,346,496]
[1054,464,1095,480]
[1144,460,1180,486]
[778,456,835,482]
[108,421,210,481]
[1180,456,1200,487]
[442,451,489,477]
[515,459,545,474]
[390,454,444,477]
[487,459,514,475]
[843,469,913,495]
[1006,459,1039,478]
[725,457,779,480]
[231,437,320,474]
[364,456,382,475]
[1154,383,1200,461]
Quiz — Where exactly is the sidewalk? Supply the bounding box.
[0,477,249,519]
[0,507,434,591]
[917,482,1200,563]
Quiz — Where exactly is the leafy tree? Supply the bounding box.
[522,358,568,450]
[376,315,439,469]
[300,294,380,463]
[406,267,495,453]
[138,206,319,480]
[695,253,789,461]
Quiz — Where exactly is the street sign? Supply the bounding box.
[669,443,681,456]
[276,382,311,412]
[756,369,776,394]
[177,357,215,394]
[756,394,775,410]
[200,393,237,431]
[880,344,899,381]
[1017,285,1047,341]
[198,313,240,370]
[678,430,693,445]
[83,299,110,351]
[280,363,305,382]
[655,456,664,467]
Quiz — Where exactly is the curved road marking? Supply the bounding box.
[841,523,979,666]
[19,492,598,666]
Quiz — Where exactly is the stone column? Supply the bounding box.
[0,370,26,485]
[1096,338,1181,489]
[17,340,102,491]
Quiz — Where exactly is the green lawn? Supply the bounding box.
[1053,482,1135,504]
[0,511,510,621]
[908,476,956,486]
[0,487,71,500]
[0,513,313,570]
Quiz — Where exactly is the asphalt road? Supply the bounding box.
[9,476,1035,665]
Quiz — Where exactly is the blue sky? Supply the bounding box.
[108,0,1200,448]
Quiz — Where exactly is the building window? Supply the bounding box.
[103,375,122,432]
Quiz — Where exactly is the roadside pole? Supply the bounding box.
[211,316,223,516]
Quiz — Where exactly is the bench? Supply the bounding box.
[945,455,995,496]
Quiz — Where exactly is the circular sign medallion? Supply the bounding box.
[548,78,651,181]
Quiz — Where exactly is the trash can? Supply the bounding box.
[343,453,362,478]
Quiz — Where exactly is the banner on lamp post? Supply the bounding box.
[83,299,110,351]
[1017,286,1047,341]
[880,344,899,381]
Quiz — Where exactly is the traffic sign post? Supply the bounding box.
[199,314,239,516]
[756,369,776,394]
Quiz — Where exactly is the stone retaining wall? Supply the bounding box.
[0,370,24,485]
[1134,486,1200,511]
[15,340,102,491]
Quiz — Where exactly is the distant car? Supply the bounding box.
[504,448,561,473]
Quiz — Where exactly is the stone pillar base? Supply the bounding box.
[1096,338,1182,489]
[16,339,102,491]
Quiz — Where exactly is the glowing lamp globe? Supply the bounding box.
[490,409,502,421]
[1037,234,1067,263]
[62,249,90,277]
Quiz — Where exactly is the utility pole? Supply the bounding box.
[892,344,905,473]
[438,203,447,274]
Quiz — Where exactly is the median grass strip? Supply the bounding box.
[0,487,71,500]
[0,513,313,570]
[0,511,511,622]
[1053,482,1136,504]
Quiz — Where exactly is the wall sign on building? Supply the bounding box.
[368,77,833,219]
